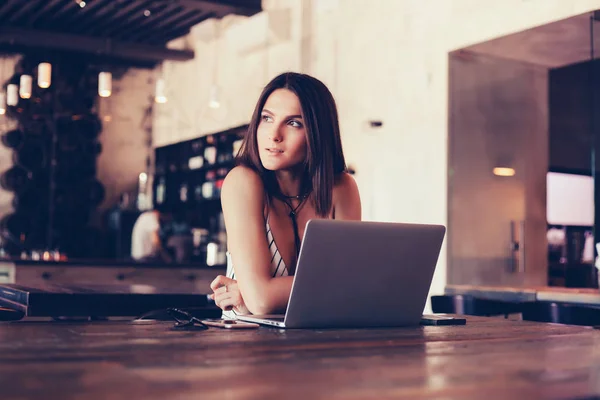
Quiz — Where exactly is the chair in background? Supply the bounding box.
[431,294,522,317]
[521,301,600,326]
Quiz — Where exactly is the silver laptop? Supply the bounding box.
[237,219,445,329]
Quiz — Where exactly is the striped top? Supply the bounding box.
[222,215,289,319]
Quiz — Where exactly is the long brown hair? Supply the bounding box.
[236,72,347,217]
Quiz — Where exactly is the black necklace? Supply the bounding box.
[281,198,305,276]
[277,191,311,276]
[280,193,310,200]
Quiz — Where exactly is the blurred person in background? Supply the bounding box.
[131,205,174,263]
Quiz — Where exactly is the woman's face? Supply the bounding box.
[257,89,307,171]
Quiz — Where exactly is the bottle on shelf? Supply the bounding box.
[179,182,188,203]
[202,170,217,199]
[188,155,204,170]
[191,228,209,263]
[206,236,227,266]
[156,177,166,205]
[204,135,217,165]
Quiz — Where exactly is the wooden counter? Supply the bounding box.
[446,284,600,305]
[1,316,599,399]
[0,260,226,294]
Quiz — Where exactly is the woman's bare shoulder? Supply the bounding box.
[334,172,359,193]
[333,172,361,220]
[222,166,264,196]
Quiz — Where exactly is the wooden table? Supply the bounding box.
[1,317,599,399]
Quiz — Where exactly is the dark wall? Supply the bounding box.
[548,60,597,175]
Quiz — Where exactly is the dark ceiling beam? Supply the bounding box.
[59,0,107,33]
[156,0,261,17]
[100,0,173,39]
[41,1,83,29]
[83,1,148,36]
[26,0,63,28]
[41,0,74,20]
[146,11,215,45]
[7,0,44,25]
[0,1,13,16]
[0,1,24,23]
[0,27,194,64]
[0,44,158,69]
[114,4,181,42]
[129,9,199,43]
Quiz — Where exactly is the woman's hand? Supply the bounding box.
[209,275,251,315]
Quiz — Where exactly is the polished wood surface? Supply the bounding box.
[447,284,600,305]
[1,316,599,399]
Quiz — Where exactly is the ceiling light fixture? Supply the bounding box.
[98,71,112,97]
[155,78,167,103]
[493,167,516,177]
[38,62,52,88]
[6,84,18,106]
[208,84,220,109]
[19,75,32,99]
[209,23,221,109]
[0,93,6,115]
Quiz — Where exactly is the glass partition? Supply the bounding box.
[448,12,599,288]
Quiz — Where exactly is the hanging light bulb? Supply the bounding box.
[493,167,516,177]
[38,62,52,88]
[209,84,220,109]
[6,84,18,106]
[0,92,6,115]
[19,75,32,99]
[154,78,167,103]
[98,71,112,97]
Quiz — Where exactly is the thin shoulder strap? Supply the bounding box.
[263,191,271,224]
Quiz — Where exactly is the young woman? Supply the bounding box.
[209,72,361,316]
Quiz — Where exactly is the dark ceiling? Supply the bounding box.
[0,0,262,67]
